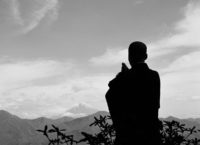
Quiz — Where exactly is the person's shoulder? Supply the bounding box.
[149,69,158,73]
[148,68,160,76]
[108,70,131,87]
[108,71,126,87]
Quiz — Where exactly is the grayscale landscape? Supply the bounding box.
[0,0,200,144]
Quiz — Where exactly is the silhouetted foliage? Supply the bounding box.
[37,115,200,145]
[79,115,115,145]
[37,124,78,145]
[161,120,200,145]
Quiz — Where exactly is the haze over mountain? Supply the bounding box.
[61,103,99,117]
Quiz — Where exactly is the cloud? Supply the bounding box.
[10,0,24,25]
[133,0,144,5]
[0,58,111,118]
[90,0,200,66]
[90,47,128,67]
[2,73,111,118]
[160,51,200,118]
[161,51,200,98]
[22,0,59,34]
[0,59,72,90]
[10,0,59,34]
[0,59,73,111]
[191,96,200,101]
[147,0,200,56]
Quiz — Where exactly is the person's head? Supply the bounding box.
[128,41,148,67]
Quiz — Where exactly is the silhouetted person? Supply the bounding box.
[106,41,161,145]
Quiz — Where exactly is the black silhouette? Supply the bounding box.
[106,41,161,145]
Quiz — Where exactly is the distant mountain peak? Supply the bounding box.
[63,103,99,118]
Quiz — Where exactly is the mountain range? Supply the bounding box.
[0,109,200,145]
[0,104,105,145]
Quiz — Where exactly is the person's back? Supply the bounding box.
[106,41,161,145]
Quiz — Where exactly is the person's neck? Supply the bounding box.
[130,61,146,69]
[133,61,145,65]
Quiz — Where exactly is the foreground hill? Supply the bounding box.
[0,110,200,145]
[0,110,46,145]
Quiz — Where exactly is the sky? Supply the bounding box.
[0,0,200,119]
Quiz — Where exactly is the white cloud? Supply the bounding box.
[0,60,72,91]
[90,0,200,66]
[0,59,111,118]
[2,74,111,118]
[133,0,144,5]
[10,0,59,34]
[90,48,128,66]
[10,0,24,25]
[151,1,200,116]
[160,51,200,118]
[22,0,59,34]
[0,59,73,115]
[162,51,200,73]
[191,96,200,100]
[161,51,200,97]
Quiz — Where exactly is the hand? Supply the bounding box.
[121,62,129,72]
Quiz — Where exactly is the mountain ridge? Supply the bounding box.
[1,109,200,145]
